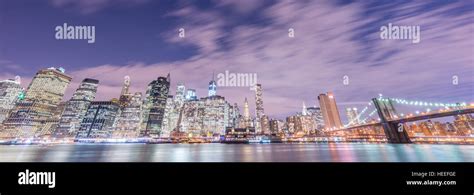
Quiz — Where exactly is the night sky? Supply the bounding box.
[0,0,472,121]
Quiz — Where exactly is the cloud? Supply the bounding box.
[163,6,226,55]
[7,1,474,122]
[49,0,149,14]
[213,0,265,14]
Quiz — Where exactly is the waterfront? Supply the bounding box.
[0,143,472,162]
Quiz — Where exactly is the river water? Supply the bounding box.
[0,143,472,162]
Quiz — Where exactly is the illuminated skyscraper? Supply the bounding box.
[208,73,217,97]
[121,76,131,96]
[285,112,317,135]
[175,83,186,105]
[23,67,71,106]
[260,115,270,134]
[114,92,143,138]
[200,95,232,135]
[76,101,120,138]
[55,78,99,138]
[162,83,188,137]
[269,119,284,134]
[118,76,133,107]
[306,106,324,130]
[180,95,232,136]
[285,115,297,134]
[243,98,251,128]
[53,102,67,119]
[318,92,342,129]
[345,107,360,126]
[162,95,178,137]
[141,74,170,137]
[0,77,23,124]
[185,89,197,100]
[178,100,202,134]
[232,103,241,128]
[2,67,72,138]
[254,84,267,134]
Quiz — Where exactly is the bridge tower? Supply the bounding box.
[372,98,411,144]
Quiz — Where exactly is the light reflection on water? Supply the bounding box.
[0,143,472,162]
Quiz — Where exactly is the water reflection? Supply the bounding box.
[0,143,472,162]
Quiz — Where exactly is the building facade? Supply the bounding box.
[113,92,143,138]
[2,67,72,138]
[0,77,23,124]
[118,76,133,108]
[141,74,170,137]
[208,74,217,97]
[55,78,99,138]
[306,106,324,130]
[179,95,233,136]
[254,84,269,134]
[318,92,342,130]
[76,101,120,139]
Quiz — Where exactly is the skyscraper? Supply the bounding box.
[120,76,131,96]
[175,83,186,105]
[208,73,217,97]
[162,83,188,137]
[185,89,197,100]
[201,95,232,135]
[141,74,170,137]
[23,67,71,107]
[119,76,133,107]
[162,95,178,137]
[114,92,143,138]
[260,115,270,134]
[232,103,241,128]
[243,98,251,128]
[254,84,265,134]
[179,95,233,136]
[269,119,284,134]
[55,78,99,138]
[76,101,120,139]
[0,77,23,124]
[318,92,342,130]
[2,67,72,138]
[306,106,324,130]
[345,107,360,126]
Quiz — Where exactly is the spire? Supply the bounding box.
[121,75,131,96]
[208,72,217,97]
[244,98,250,120]
[302,101,307,115]
[166,73,170,82]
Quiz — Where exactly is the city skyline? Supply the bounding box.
[0,0,472,120]
[1,66,471,140]
[0,3,473,194]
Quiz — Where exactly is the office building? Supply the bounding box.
[76,101,120,138]
[55,78,99,137]
[2,67,72,138]
[141,74,170,137]
[0,77,24,124]
[318,92,342,130]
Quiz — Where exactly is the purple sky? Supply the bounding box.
[0,0,473,121]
